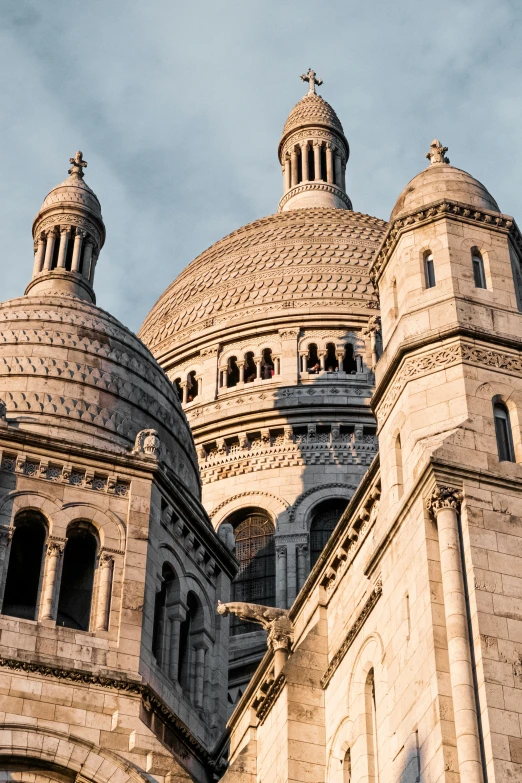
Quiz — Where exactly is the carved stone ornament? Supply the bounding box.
[0,398,6,424]
[217,600,293,652]
[426,139,450,166]
[99,552,114,569]
[426,485,463,517]
[133,428,161,458]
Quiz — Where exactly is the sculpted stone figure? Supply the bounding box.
[217,600,289,630]
[133,428,161,457]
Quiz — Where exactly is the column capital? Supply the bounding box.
[47,539,66,556]
[99,552,114,568]
[426,485,463,517]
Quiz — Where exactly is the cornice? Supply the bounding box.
[278,182,352,212]
[370,198,522,286]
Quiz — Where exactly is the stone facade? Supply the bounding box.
[140,79,385,702]
[0,158,236,782]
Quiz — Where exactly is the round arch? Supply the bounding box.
[0,491,60,532]
[210,491,289,530]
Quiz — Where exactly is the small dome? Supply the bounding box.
[39,174,103,222]
[282,92,344,138]
[391,142,499,221]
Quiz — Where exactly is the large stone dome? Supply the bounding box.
[0,292,200,495]
[140,208,387,355]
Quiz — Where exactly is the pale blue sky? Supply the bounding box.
[0,1,520,331]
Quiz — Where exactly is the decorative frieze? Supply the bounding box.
[426,485,463,517]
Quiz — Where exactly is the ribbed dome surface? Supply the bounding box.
[37,174,103,222]
[282,92,344,136]
[0,293,200,494]
[140,208,387,354]
[391,163,500,220]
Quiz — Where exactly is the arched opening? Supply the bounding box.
[472,248,486,289]
[152,563,176,665]
[297,148,303,184]
[65,234,75,271]
[227,356,240,387]
[391,277,398,314]
[51,234,60,269]
[226,510,275,634]
[187,371,198,402]
[307,146,315,180]
[343,344,357,373]
[494,403,515,462]
[244,352,256,383]
[343,749,351,783]
[173,377,183,402]
[320,145,327,181]
[261,348,274,380]
[365,669,379,783]
[310,499,349,567]
[424,251,436,288]
[178,591,204,700]
[307,343,320,373]
[56,522,97,631]
[325,343,338,372]
[2,511,46,620]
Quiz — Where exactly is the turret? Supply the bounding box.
[26,151,106,303]
[278,69,351,212]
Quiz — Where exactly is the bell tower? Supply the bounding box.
[278,69,352,211]
[26,151,106,303]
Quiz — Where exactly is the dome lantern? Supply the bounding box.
[26,151,106,303]
[278,70,351,212]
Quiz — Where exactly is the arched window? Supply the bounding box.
[424,251,436,288]
[320,145,327,181]
[65,233,75,271]
[391,277,398,314]
[51,233,60,270]
[152,563,176,666]
[2,511,46,620]
[307,145,315,180]
[343,344,357,374]
[228,511,275,634]
[57,522,97,630]
[365,669,379,783]
[472,248,486,289]
[178,591,207,708]
[173,377,183,403]
[310,499,349,567]
[297,148,303,184]
[494,403,515,462]
[244,351,256,383]
[343,749,351,783]
[227,356,240,387]
[307,343,320,373]
[187,371,198,402]
[261,348,274,380]
[325,343,338,372]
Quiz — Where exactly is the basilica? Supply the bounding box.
[1,70,522,783]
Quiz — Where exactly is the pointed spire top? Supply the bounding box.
[300,68,323,95]
[68,151,88,179]
[426,139,450,166]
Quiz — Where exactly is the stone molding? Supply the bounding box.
[278,182,352,212]
[376,339,522,426]
[288,482,358,524]
[426,485,463,517]
[33,212,102,250]
[209,491,290,519]
[255,672,286,723]
[0,654,212,764]
[281,127,348,159]
[371,197,521,285]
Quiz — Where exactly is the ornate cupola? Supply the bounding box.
[278,69,351,212]
[26,151,106,303]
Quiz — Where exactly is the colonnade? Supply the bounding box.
[283,140,346,192]
[32,225,98,283]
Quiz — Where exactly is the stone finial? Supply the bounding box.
[426,485,463,517]
[426,139,450,166]
[68,151,88,179]
[301,68,323,95]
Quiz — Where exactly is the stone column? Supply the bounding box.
[237,361,245,385]
[32,234,46,277]
[56,228,70,268]
[318,350,326,371]
[297,544,307,591]
[277,546,287,608]
[0,527,13,609]
[301,142,309,181]
[313,142,322,181]
[40,540,65,621]
[255,357,262,380]
[341,161,346,191]
[326,144,334,184]
[291,148,298,187]
[284,158,291,192]
[71,229,84,273]
[168,605,186,682]
[43,229,57,271]
[334,151,342,188]
[95,553,114,631]
[274,356,281,375]
[194,643,207,708]
[427,486,484,783]
[180,381,188,404]
[88,251,98,285]
[286,542,297,606]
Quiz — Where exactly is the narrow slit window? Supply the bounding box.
[472,249,486,289]
[424,252,436,288]
[494,403,515,462]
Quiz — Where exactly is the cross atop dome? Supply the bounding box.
[68,150,88,179]
[301,68,323,95]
